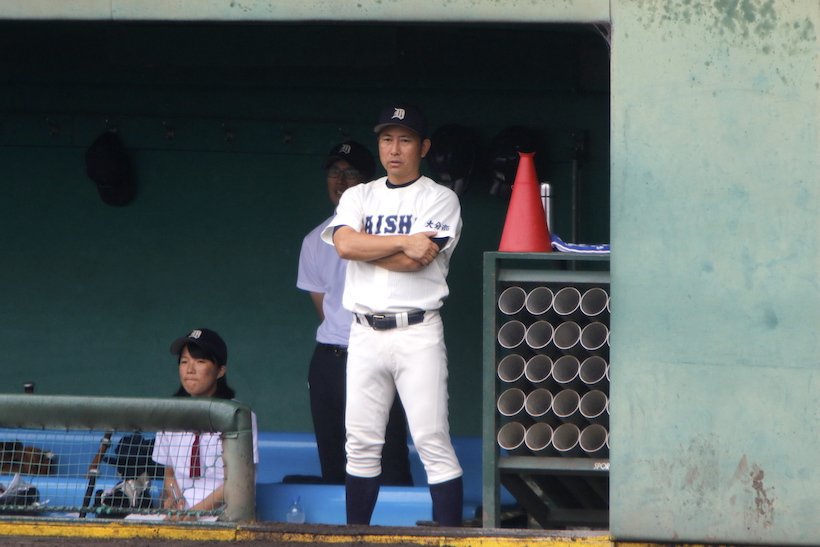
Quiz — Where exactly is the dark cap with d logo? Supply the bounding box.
[374,103,428,138]
[170,328,228,367]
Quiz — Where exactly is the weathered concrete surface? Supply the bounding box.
[610,0,820,544]
[0,0,609,23]
[0,520,611,547]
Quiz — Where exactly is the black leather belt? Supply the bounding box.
[355,310,425,330]
[318,343,347,357]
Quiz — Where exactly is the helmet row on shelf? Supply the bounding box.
[426,125,547,198]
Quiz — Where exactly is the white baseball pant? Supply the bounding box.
[344,311,463,484]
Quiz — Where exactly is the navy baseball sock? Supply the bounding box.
[429,476,463,527]
[345,473,380,525]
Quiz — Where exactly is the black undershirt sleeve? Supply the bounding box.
[431,237,449,250]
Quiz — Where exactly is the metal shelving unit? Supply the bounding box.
[482,252,610,529]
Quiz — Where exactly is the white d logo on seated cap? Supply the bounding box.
[392,108,406,120]
[189,330,203,339]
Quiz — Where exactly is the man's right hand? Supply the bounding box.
[403,231,439,266]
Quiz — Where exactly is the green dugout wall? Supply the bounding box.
[1,1,819,544]
[0,19,610,436]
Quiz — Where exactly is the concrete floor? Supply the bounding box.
[0,519,613,547]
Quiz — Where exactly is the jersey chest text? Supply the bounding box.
[364,214,414,235]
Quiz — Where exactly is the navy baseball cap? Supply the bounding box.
[322,141,376,180]
[170,328,228,366]
[374,103,428,138]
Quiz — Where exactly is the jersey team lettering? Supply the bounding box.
[364,214,450,235]
[364,214,413,234]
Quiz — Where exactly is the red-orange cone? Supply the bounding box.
[498,152,551,252]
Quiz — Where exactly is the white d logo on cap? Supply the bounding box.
[339,144,351,155]
[189,330,203,339]
[392,108,406,120]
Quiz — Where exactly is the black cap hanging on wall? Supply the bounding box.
[85,131,137,206]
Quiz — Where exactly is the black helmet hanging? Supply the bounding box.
[488,126,538,199]
[426,124,478,197]
[85,131,137,206]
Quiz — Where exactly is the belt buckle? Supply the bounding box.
[370,313,394,330]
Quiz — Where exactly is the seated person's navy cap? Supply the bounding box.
[170,328,228,366]
[322,141,376,180]
[374,103,427,138]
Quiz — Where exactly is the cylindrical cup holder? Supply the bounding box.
[579,423,609,455]
[525,286,554,316]
[494,281,611,461]
[498,286,527,316]
[525,321,553,350]
[525,422,553,453]
[579,356,608,388]
[497,354,527,387]
[579,390,609,424]
[497,320,527,350]
[551,355,581,387]
[553,287,582,317]
[552,389,583,424]
[497,388,527,418]
[525,354,553,385]
[580,322,609,353]
[552,423,582,455]
[580,287,609,317]
[497,421,529,455]
[553,321,582,354]
[524,388,554,421]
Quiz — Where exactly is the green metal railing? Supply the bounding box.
[0,395,256,522]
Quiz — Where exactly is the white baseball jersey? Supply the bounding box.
[320,175,462,313]
[320,174,464,484]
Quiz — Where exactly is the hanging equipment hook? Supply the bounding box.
[222,123,235,142]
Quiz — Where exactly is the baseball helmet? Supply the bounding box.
[487,126,538,199]
[85,131,137,206]
[426,124,478,197]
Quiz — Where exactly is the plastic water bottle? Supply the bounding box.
[286,496,305,523]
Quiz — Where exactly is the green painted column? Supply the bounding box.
[610,1,820,544]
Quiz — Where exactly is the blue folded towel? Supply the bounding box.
[551,234,610,254]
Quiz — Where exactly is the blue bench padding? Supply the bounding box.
[0,428,515,524]
[255,432,516,524]
[256,483,433,525]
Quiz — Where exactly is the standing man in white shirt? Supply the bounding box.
[297,141,413,487]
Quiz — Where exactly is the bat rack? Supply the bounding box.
[482,252,610,529]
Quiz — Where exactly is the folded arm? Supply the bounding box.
[369,237,450,271]
[333,226,440,270]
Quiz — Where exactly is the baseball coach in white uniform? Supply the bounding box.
[321,103,464,527]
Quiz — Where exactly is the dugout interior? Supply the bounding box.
[0,19,610,526]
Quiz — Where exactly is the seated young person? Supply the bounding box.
[151,328,259,521]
